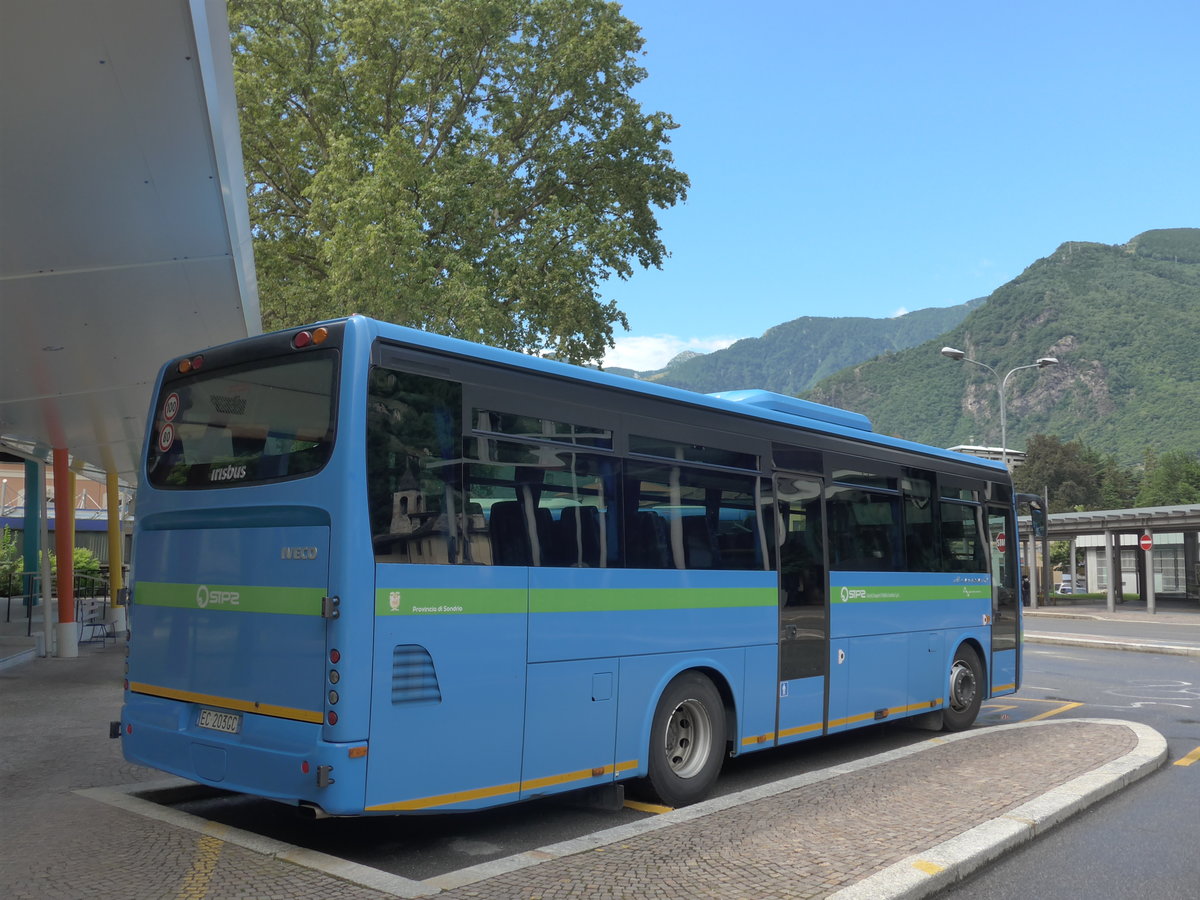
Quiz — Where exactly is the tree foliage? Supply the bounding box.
[231,0,688,363]
[1013,434,1105,512]
[1135,449,1200,507]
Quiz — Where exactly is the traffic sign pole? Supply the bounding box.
[1142,532,1156,615]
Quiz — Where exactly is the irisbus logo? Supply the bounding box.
[196,585,240,608]
[210,464,247,483]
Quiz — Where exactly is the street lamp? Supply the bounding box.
[939,347,1059,469]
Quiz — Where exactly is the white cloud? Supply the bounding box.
[890,306,909,318]
[602,334,743,372]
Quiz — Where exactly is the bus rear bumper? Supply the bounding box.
[119,691,367,815]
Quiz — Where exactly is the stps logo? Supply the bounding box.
[195,585,240,608]
[839,586,868,602]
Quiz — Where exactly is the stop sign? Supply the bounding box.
[1140,534,1153,551]
[996,532,1006,553]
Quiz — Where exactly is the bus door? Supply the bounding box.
[987,505,1020,694]
[774,473,829,745]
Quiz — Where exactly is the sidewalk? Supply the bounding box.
[0,642,1167,900]
[1023,594,1200,656]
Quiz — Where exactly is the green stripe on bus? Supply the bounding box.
[374,587,775,616]
[136,582,326,615]
[834,584,991,603]
[531,587,775,613]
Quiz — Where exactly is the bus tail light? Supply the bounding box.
[177,355,204,374]
[329,648,340,664]
[327,710,338,725]
[293,331,313,349]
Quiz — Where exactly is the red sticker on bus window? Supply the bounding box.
[157,423,175,453]
[163,392,180,422]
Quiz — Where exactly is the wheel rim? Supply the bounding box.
[663,697,713,778]
[949,659,977,713]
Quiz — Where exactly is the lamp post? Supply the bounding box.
[939,347,1059,470]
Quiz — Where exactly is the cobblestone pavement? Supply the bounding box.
[0,641,1165,900]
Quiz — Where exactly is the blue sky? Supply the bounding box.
[601,0,1200,370]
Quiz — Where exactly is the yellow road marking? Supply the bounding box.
[913,859,944,875]
[177,824,226,900]
[624,799,674,814]
[1174,745,1200,767]
[983,703,1019,712]
[1025,700,1083,721]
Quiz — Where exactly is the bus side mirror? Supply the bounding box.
[1017,492,1046,537]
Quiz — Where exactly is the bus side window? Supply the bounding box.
[366,367,464,564]
[939,502,988,573]
[827,486,902,571]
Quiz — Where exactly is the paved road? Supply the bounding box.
[940,641,1200,899]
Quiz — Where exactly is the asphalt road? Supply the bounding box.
[938,642,1200,899]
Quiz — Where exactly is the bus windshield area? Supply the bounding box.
[146,350,337,488]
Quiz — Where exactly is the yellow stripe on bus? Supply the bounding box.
[829,699,944,729]
[366,759,640,812]
[128,682,324,724]
[778,721,824,740]
[992,682,1017,693]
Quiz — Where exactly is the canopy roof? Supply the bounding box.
[0,0,260,481]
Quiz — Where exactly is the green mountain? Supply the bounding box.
[805,229,1200,464]
[624,301,983,395]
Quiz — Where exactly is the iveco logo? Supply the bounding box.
[281,546,319,560]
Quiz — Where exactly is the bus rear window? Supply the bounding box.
[147,351,337,488]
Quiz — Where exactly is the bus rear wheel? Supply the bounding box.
[943,644,983,732]
[645,672,726,808]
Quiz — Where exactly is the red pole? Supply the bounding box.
[53,448,74,624]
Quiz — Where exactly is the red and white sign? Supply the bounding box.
[162,392,180,422]
[995,532,1007,553]
[1139,533,1153,552]
[156,423,175,453]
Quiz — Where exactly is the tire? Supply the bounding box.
[943,644,984,732]
[645,672,726,807]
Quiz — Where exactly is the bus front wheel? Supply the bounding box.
[645,672,726,808]
[943,644,983,732]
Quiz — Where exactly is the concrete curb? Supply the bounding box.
[1024,633,1200,657]
[826,718,1167,900]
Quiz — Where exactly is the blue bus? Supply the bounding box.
[119,316,1022,814]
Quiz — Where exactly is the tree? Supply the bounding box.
[230,0,689,363]
[1134,449,1200,507]
[1013,434,1104,512]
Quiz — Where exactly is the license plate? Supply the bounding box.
[197,708,242,734]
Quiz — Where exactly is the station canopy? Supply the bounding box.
[0,0,260,483]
